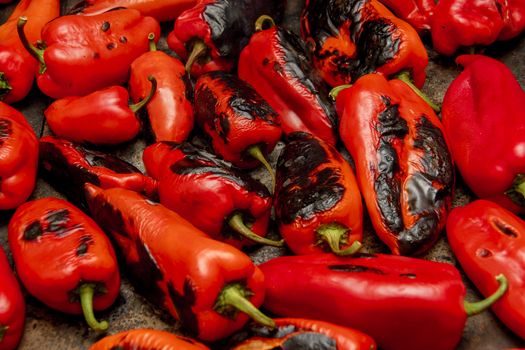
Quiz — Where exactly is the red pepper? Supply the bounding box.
[44,77,156,146]
[8,197,120,331]
[499,0,525,40]
[447,200,525,340]
[378,0,435,32]
[129,34,194,143]
[85,184,275,342]
[0,245,25,350]
[17,9,160,99]
[0,102,38,210]
[442,55,525,214]
[0,0,59,104]
[260,253,508,350]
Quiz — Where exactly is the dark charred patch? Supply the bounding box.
[23,221,43,240]
[493,219,518,238]
[106,42,116,50]
[262,58,270,66]
[477,248,493,258]
[93,52,100,59]
[400,273,416,279]
[109,346,124,350]
[251,324,297,339]
[88,192,129,239]
[0,119,12,146]
[101,21,110,32]
[82,147,141,174]
[283,332,337,349]
[328,264,386,274]
[397,215,438,255]
[76,235,93,256]
[406,172,443,215]
[167,281,199,337]
[45,209,71,235]
[119,36,127,43]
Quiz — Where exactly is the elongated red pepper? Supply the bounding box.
[378,0,435,32]
[8,197,120,331]
[0,0,59,104]
[442,55,525,214]
[44,77,156,146]
[17,9,160,99]
[85,184,275,342]
[447,200,525,340]
[275,132,363,256]
[260,254,508,350]
[0,245,25,350]
[335,73,454,256]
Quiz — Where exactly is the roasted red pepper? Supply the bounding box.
[17,9,160,99]
[260,253,508,350]
[129,34,194,143]
[0,102,38,210]
[0,245,25,350]
[143,141,282,248]
[275,132,363,256]
[442,55,525,214]
[378,0,435,32]
[447,200,525,340]
[85,184,275,342]
[238,21,338,146]
[8,197,120,331]
[44,77,156,146]
[335,73,454,256]
[0,0,59,104]
[499,0,525,40]
[39,136,157,210]
[301,0,428,88]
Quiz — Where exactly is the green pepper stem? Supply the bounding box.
[185,40,208,75]
[17,17,46,74]
[329,84,353,101]
[506,174,525,207]
[0,72,12,101]
[316,223,362,256]
[0,324,8,342]
[228,212,284,247]
[148,33,157,52]
[396,71,441,113]
[464,274,508,316]
[79,283,109,331]
[255,15,275,32]
[129,76,157,113]
[247,145,275,192]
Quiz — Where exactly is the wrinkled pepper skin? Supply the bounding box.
[442,55,525,214]
[238,25,338,146]
[301,0,428,88]
[336,74,454,256]
[0,102,38,210]
[18,9,160,99]
[499,0,525,40]
[378,0,435,32]
[0,0,59,104]
[0,246,25,350]
[447,200,525,340]
[85,184,272,342]
[39,136,157,210]
[275,132,363,256]
[89,329,210,350]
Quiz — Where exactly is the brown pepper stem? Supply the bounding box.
[129,76,157,113]
[246,145,275,192]
[255,15,275,32]
[0,73,12,100]
[148,33,157,52]
[79,283,109,331]
[185,40,208,75]
[17,17,46,74]
[397,71,441,113]
[464,274,508,316]
[228,212,284,247]
[316,223,362,256]
[329,84,353,101]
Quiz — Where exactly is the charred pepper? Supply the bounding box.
[378,0,435,33]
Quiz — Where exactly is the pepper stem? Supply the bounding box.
[17,17,46,74]
[396,71,441,113]
[228,212,284,247]
[247,145,275,191]
[316,223,362,256]
[0,73,12,101]
[148,33,157,52]
[0,325,7,342]
[464,274,508,316]
[185,40,208,75]
[129,76,157,113]
[505,173,525,207]
[214,283,275,329]
[79,283,109,331]
[255,15,275,32]
[329,84,352,101]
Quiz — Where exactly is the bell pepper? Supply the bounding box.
[0,102,38,210]
[8,197,120,331]
[167,0,285,76]
[447,200,525,340]
[0,245,25,350]
[39,136,157,210]
[17,9,160,99]
[0,0,59,104]
[301,0,428,88]
[378,0,435,32]
[499,0,525,40]
[260,253,508,350]
[275,132,363,256]
[129,34,194,143]
[334,73,454,256]
[442,55,525,214]
[143,142,282,248]
[44,76,156,146]
[85,184,275,342]
[238,20,338,146]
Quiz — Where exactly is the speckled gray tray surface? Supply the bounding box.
[1,1,524,349]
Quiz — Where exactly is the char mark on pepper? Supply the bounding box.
[23,221,43,240]
[397,215,438,255]
[82,147,140,174]
[167,280,199,337]
[128,240,165,307]
[0,119,12,145]
[282,332,337,350]
[328,264,386,274]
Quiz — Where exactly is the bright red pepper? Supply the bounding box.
[499,0,525,40]
[442,55,525,214]
[378,0,435,32]
[8,197,120,331]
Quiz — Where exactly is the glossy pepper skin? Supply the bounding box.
[378,0,435,32]
[447,200,525,340]
[260,253,508,350]
[17,9,160,99]
[167,0,284,76]
[301,0,428,88]
[8,197,120,331]
[275,132,363,256]
[442,55,525,214]
[0,102,38,210]
[238,24,338,146]
[499,0,525,40]
[0,0,59,104]
[85,184,274,342]
[335,74,454,256]
[39,136,157,210]
[0,246,25,350]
